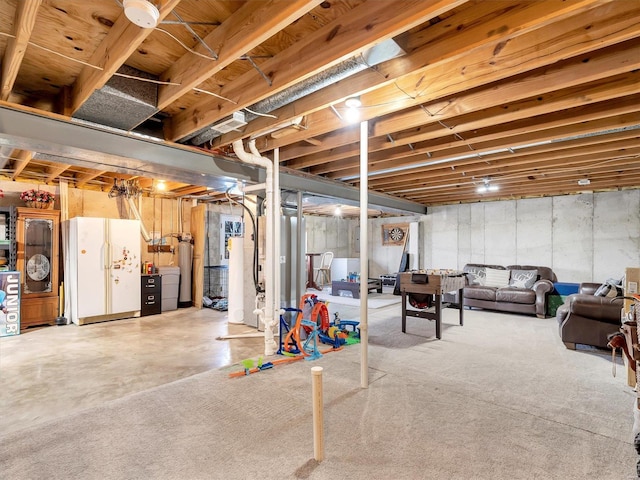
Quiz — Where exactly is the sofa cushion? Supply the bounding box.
[569,293,624,321]
[594,278,623,298]
[484,268,511,288]
[509,269,538,289]
[507,265,556,282]
[464,286,497,301]
[496,287,535,304]
[464,266,486,286]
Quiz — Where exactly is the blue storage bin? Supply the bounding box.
[553,282,580,296]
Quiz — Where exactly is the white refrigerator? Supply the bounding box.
[66,217,141,325]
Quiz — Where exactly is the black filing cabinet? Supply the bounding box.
[141,274,162,316]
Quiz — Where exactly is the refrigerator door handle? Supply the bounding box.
[103,241,111,270]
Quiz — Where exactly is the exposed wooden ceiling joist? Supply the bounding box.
[0,0,637,214]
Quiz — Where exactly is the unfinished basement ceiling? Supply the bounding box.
[0,0,638,214]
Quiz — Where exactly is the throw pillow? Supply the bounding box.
[484,267,511,288]
[594,278,623,298]
[465,266,486,286]
[509,269,538,289]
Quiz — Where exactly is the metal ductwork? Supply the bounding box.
[73,65,160,132]
[184,57,368,146]
[0,103,426,216]
[183,37,407,146]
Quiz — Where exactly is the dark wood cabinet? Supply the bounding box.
[141,274,161,316]
[16,207,60,330]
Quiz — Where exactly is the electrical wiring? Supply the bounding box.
[0,31,234,101]
[155,28,217,60]
[242,107,278,119]
[192,88,237,105]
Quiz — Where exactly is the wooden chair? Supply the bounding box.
[314,252,334,286]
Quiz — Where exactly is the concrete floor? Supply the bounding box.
[0,307,265,435]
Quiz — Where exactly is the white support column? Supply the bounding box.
[360,120,369,389]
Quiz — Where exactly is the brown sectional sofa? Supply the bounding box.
[556,282,624,349]
[459,263,556,318]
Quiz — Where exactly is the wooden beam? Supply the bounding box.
[0,0,42,101]
[324,109,640,179]
[274,0,640,158]
[367,132,640,189]
[158,0,322,109]
[309,67,640,175]
[380,148,640,194]
[69,0,182,114]
[407,172,640,204]
[171,185,209,196]
[75,170,107,187]
[168,0,464,141]
[45,164,70,184]
[212,0,610,151]
[11,150,32,179]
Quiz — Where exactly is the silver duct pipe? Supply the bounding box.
[126,197,152,242]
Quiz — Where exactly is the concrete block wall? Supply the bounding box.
[424,189,640,283]
[305,215,352,257]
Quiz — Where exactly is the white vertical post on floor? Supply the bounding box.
[360,120,369,389]
[273,147,281,325]
[296,190,303,304]
[311,366,324,461]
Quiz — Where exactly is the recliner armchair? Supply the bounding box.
[556,282,623,349]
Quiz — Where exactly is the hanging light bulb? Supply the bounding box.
[344,96,362,123]
[476,178,498,194]
[345,96,362,108]
[345,107,360,123]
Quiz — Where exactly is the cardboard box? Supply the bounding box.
[625,267,640,317]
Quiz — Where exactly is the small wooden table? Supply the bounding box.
[305,253,322,290]
[398,272,465,339]
[331,279,382,299]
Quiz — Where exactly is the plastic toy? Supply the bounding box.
[229,355,304,378]
[281,294,330,359]
[277,307,303,355]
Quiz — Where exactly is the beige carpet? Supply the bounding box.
[307,287,401,309]
[1,307,637,479]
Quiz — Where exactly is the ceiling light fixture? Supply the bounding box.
[334,206,342,216]
[344,96,362,123]
[123,0,160,29]
[345,96,362,108]
[476,178,499,194]
[577,178,591,186]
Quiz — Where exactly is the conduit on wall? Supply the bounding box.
[232,139,281,356]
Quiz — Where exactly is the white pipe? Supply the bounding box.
[360,120,369,389]
[272,147,281,319]
[249,140,282,339]
[232,140,278,356]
